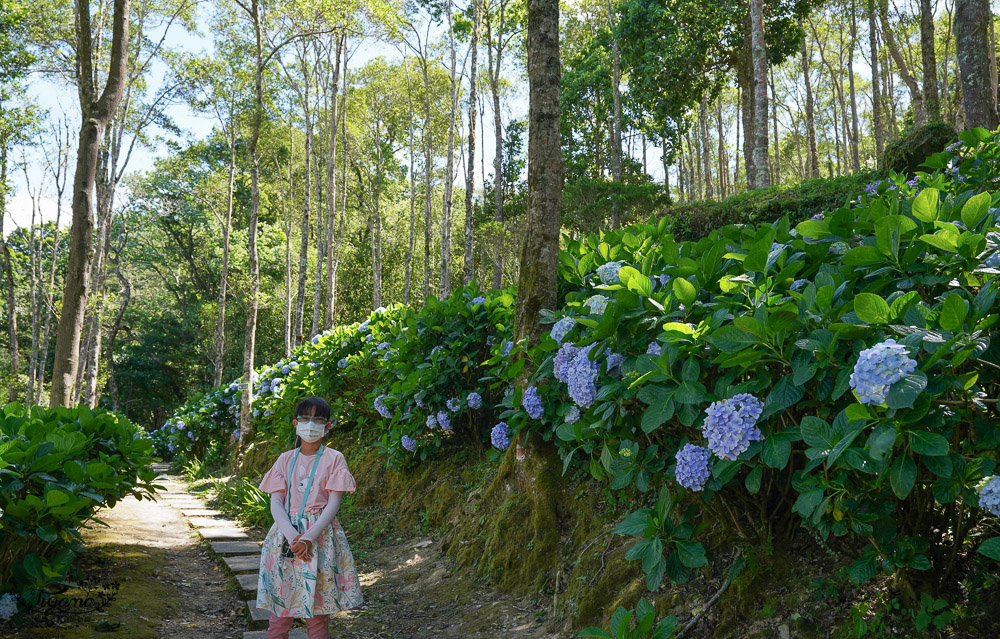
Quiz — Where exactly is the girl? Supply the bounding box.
[257,397,363,639]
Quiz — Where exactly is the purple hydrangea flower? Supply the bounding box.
[701,394,764,460]
[374,394,392,419]
[232,429,240,439]
[281,365,290,375]
[647,342,662,356]
[864,180,881,195]
[426,414,438,429]
[415,396,426,409]
[491,422,511,450]
[979,476,1000,516]
[446,398,461,412]
[401,435,417,452]
[675,444,712,491]
[810,213,824,221]
[849,339,918,405]
[338,358,348,369]
[0,593,19,621]
[596,261,623,285]
[471,296,487,305]
[906,177,919,188]
[502,340,513,357]
[564,406,580,424]
[377,341,391,351]
[437,410,452,431]
[312,334,320,344]
[606,351,625,373]
[467,392,483,409]
[431,345,442,359]
[658,274,671,288]
[187,431,195,440]
[522,386,544,419]
[550,317,576,345]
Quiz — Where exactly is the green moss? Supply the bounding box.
[883,121,957,176]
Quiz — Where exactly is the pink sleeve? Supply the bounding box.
[324,452,356,493]
[259,454,288,494]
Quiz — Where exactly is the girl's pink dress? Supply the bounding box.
[255,446,363,617]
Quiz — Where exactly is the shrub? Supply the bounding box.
[0,403,158,610]
[883,121,958,176]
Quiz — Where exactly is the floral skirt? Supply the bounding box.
[256,511,363,618]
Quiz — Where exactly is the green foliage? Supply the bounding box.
[577,597,677,639]
[0,403,158,607]
[663,171,880,241]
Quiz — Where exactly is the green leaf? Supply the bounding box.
[847,552,878,584]
[978,537,1000,562]
[45,490,70,507]
[842,246,884,266]
[912,187,940,222]
[745,465,763,494]
[673,381,705,405]
[614,509,653,536]
[845,403,871,422]
[885,371,928,410]
[672,278,697,306]
[641,400,675,434]
[961,192,991,229]
[674,540,708,569]
[939,294,967,332]
[919,233,958,252]
[762,439,791,469]
[890,455,918,499]
[854,293,890,324]
[801,416,833,448]
[908,431,950,457]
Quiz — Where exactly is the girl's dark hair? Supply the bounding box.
[295,396,331,421]
[293,397,331,449]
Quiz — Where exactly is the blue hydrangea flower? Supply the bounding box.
[675,444,712,491]
[232,429,240,439]
[187,431,195,440]
[415,396,426,409]
[606,351,625,373]
[701,394,764,460]
[167,443,175,453]
[502,340,513,357]
[906,177,919,188]
[467,392,483,409]
[374,394,392,419]
[338,358,348,369]
[491,422,511,450]
[359,319,370,332]
[550,317,576,345]
[431,345,442,359]
[947,140,963,153]
[437,410,452,431]
[426,414,438,429]
[983,252,1000,268]
[522,386,544,419]
[849,339,918,405]
[658,274,671,288]
[864,180,881,195]
[810,213,824,221]
[0,593,18,621]
[597,261,623,285]
[401,435,417,452]
[978,476,1000,516]
[312,334,320,344]
[564,406,580,424]
[177,420,186,428]
[377,341,391,351]
[471,296,487,305]
[553,343,581,382]
[566,349,600,408]
[447,398,461,412]
[646,342,662,356]
[790,279,809,292]
[584,295,610,315]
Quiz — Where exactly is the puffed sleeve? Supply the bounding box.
[259,453,288,494]
[325,451,357,492]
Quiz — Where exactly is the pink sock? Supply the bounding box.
[304,614,329,639]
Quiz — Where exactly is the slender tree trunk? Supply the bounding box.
[421,48,434,301]
[1,148,19,402]
[311,102,325,336]
[770,66,780,185]
[605,0,623,228]
[404,54,416,303]
[323,35,343,329]
[801,27,819,178]
[740,13,756,187]
[879,0,925,125]
[106,255,130,412]
[50,0,131,408]
[699,96,714,199]
[441,0,459,297]
[920,0,941,121]
[955,0,999,129]
[330,52,349,322]
[283,124,293,356]
[214,144,235,387]
[750,0,771,189]
[716,99,727,198]
[849,1,861,170]
[26,182,39,406]
[294,103,311,345]
[488,9,505,290]
[464,0,481,284]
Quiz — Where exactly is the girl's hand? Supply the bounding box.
[290,540,310,561]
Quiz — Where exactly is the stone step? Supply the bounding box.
[236,573,259,593]
[223,555,261,572]
[210,541,262,555]
[180,508,224,517]
[160,493,201,499]
[188,516,237,528]
[197,527,249,540]
[247,599,271,628]
[244,630,308,639]
[164,500,210,509]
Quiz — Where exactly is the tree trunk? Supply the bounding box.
[605,0,623,228]
[105,225,130,411]
[955,0,999,129]
[749,0,771,189]
[50,0,130,408]
[404,54,416,303]
[770,66,780,185]
[323,35,343,330]
[740,14,756,187]
[421,47,434,301]
[293,105,311,346]
[2,148,19,403]
[441,0,459,298]
[487,8,505,291]
[879,0,924,126]
[464,0,481,285]
[330,51,349,322]
[699,96,714,199]
[848,1,861,171]
[214,143,235,386]
[311,100,325,337]
[920,0,941,121]
[801,27,819,178]
[868,0,885,163]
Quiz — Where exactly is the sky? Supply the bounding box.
[5,4,544,237]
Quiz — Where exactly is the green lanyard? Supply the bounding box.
[285,446,324,532]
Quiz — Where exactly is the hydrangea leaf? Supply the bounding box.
[854,293,891,324]
[977,537,1000,562]
[842,246,884,266]
[744,465,763,494]
[885,371,927,410]
[674,539,707,569]
[938,294,967,332]
[919,232,958,252]
[890,455,918,499]
[672,277,697,307]
[922,452,954,477]
[932,477,962,504]
[762,438,791,469]
[961,191,991,229]
[847,551,878,584]
[800,416,833,448]
[908,431,950,457]
[911,187,940,223]
[641,400,674,434]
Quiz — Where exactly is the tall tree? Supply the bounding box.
[749,0,771,188]
[955,0,999,129]
[50,0,131,408]
[919,0,940,121]
[867,0,884,161]
[464,0,481,285]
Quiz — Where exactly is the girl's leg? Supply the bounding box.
[303,614,329,639]
[267,614,295,639]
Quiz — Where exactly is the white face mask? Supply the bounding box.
[296,419,326,443]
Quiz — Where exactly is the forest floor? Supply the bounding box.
[7,466,565,639]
